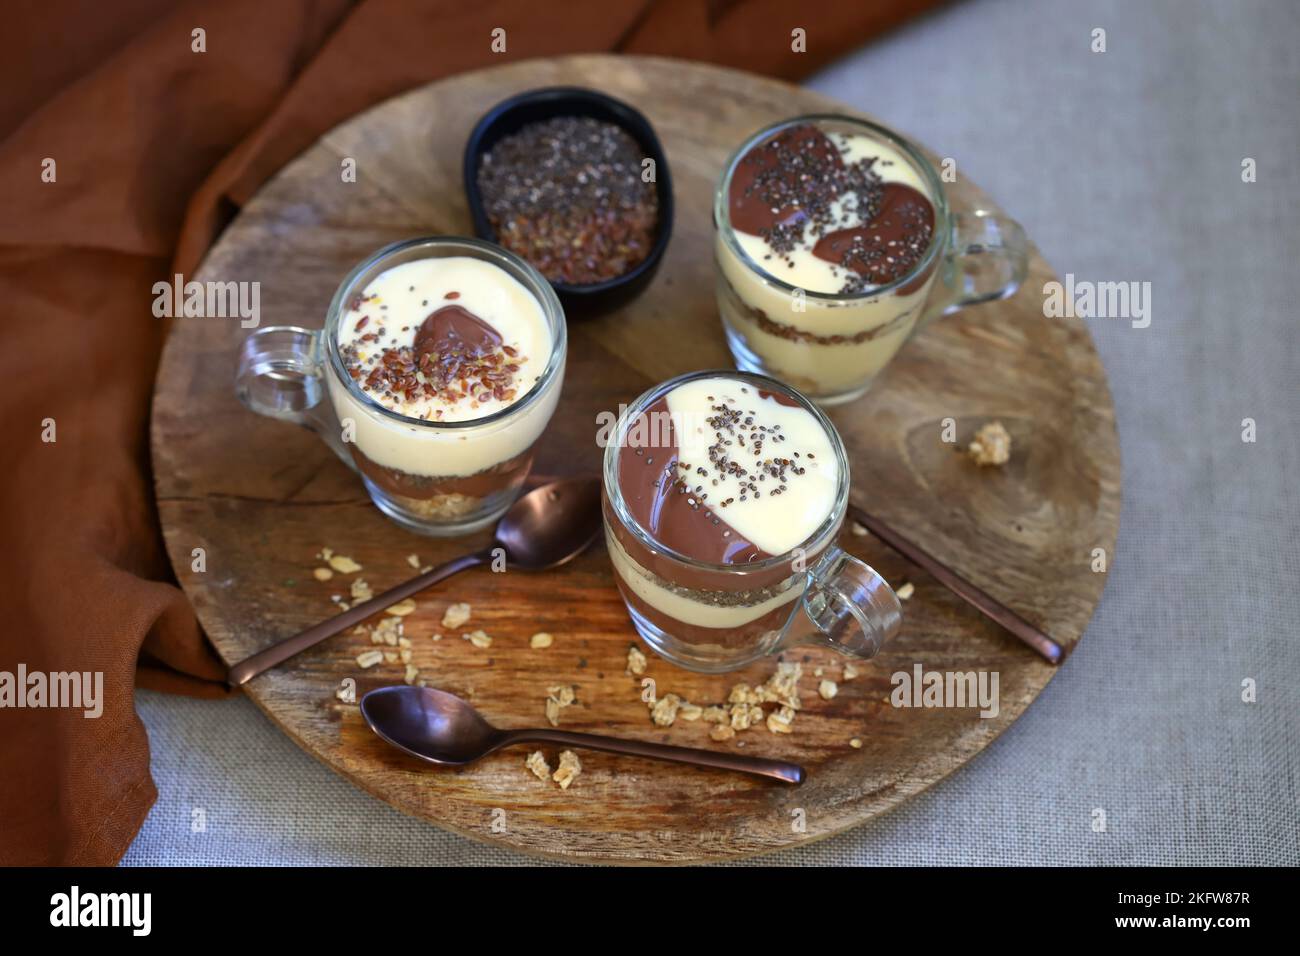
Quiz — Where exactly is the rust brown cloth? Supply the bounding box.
[0,0,944,864]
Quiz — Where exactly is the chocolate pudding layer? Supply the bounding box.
[715,118,943,401]
[606,375,842,649]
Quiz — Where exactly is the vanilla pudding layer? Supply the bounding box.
[329,256,556,478]
[662,377,838,556]
[717,258,932,395]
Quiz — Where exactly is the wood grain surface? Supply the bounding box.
[151,55,1120,863]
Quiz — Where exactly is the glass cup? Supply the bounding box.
[602,369,902,673]
[714,114,1028,405]
[235,236,567,536]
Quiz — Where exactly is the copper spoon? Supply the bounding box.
[362,685,806,784]
[227,477,602,686]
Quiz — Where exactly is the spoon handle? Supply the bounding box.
[501,729,805,784]
[848,505,1066,665]
[227,549,490,687]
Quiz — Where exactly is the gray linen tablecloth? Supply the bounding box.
[123,0,1299,865]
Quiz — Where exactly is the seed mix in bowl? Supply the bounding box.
[477,116,659,286]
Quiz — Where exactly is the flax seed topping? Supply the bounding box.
[335,256,550,423]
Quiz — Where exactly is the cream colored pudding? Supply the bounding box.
[606,375,842,646]
[327,255,560,512]
[716,120,941,401]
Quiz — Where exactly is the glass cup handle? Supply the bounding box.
[920,208,1028,328]
[776,546,903,660]
[234,325,357,471]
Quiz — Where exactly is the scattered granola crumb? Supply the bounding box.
[312,567,333,582]
[350,578,373,602]
[529,632,554,649]
[843,663,861,681]
[430,632,443,642]
[355,649,384,669]
[766,705,796,734]
[728,683,760,706]
[328,554,362,574]
[525,750,551,781]
[320,547,334,562]
[702,706,729,724]
[383,650,398,663]
[552,750,582,789]
[406,553,421,569]
[399,648,413,664]
[757,661,802,709]
[650,693,681,727]
[373,617,402,646]
[385,598,417,616]
[463,629,492,649]
[442,602,472,629]
[710,724,736,741]
[545,685,577,726]
[851,521,869,537]
[850,737,863,749]
[969,420,1012,466]
[626,644,647,676]
[897,582,915,601]
[678,702,703,722]
[818,679,839,700]
[403,663,419,684]
[729,702,757,731]
[814,666,824,677]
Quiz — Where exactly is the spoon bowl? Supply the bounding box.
[496,477,602,570]
[363,686,505,765]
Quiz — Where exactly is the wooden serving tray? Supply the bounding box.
[152,55,1119,863]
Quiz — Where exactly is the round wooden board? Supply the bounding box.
[152,55,1119,863]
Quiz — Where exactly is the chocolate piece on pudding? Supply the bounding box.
[727,124,845,238]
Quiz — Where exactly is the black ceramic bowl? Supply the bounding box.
[463,87,674,317]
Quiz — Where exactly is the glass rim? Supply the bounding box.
[713,113,949,302]
[602,369,849,574]
[323,236,567,431]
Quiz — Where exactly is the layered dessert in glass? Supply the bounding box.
[714,115,945,404]
[603,371,851,672]
[325,238,566,535]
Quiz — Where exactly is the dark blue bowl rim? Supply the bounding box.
[462,86,674,298]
